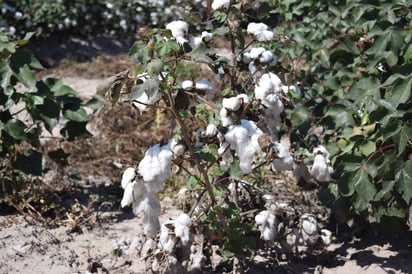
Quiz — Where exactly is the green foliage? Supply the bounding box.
[271,0,412,227]
[0,0,205,39]
[0,29,91,203]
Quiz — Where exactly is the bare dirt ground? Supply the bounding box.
[1,36,411,274]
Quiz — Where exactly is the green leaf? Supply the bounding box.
[354,168,376,203]
[187,176,199,190]
[214,10,227,23]
[4,119,27,140]
[147,59,164,76]
[387,76,412,107]
[130,77,159,101]
[63,108,89,122]
[404,44,412,63]
[198,144,218,162]
[359,140,376,156]
[229,159,242,179]
[396,160,412,203]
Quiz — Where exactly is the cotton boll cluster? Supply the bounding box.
[247,22,274,41]
[310,145,333,182]
[120,143,173,238]
[220,94,250,127]
[224,119,263,174]
[211,0,230,10]
[166,20,189,44]
[272,142,294,171]
[189,31,213,47]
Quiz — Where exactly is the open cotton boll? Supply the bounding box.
[211,0,230,10]
[320,229,332,245]
[133,192,161,216]
[225,120,263,174]
[180,80,194,90]
[143,214,161,238]
[201,31,213,42]
[249,47,266,60]
[238,51,252,64]
[259,50,275,63]
[121,167,136,189]
[237,93,250,104]
[166,20,188,39]
[169,138,185,156]
[189,36,203,47]
[272,142,294,171]
[247,22,269,35]
[206,124,219,138]
[121,181,136,208]
[222,96,242,111]
[220,107,234,127]
[282,85,302,97]
[138,144,173,184]
[311,154,333,182]
[311,146,333,182]
[132,89,162,113]
[255,210,277,241]
[255,30,274,41]
[301,214,318,236]
[218,142,233,170]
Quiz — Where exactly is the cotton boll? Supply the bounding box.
[301,214,318,236]
[255,30,274,41]
[272,142,294,171]
[121,181,136,208]
[121,167,136,189]
[143,214,160,238]
[133,193,161,216]
[249,47,266,60]
[201,31,213,42]
[211,0,230,10]
[218,142,233,170]
[259,50,274,64]
[132,89,162,113]
[169,138,186,156]
[239,51,252,64]
[310,146,333,182]
[176,213,191,227]
[220,107,234,127]
[255,210,277,241]
[320,229,332,245]
[189,36,203,47]
[175,222,190,245]
[247,22,268,35]
[206,124,219,138]
[222,97,242,111]
[138,144,173,185]
[180,80,194,90]
[225,120,263,174]
[237,93,250,104]
[166,20,188,39]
